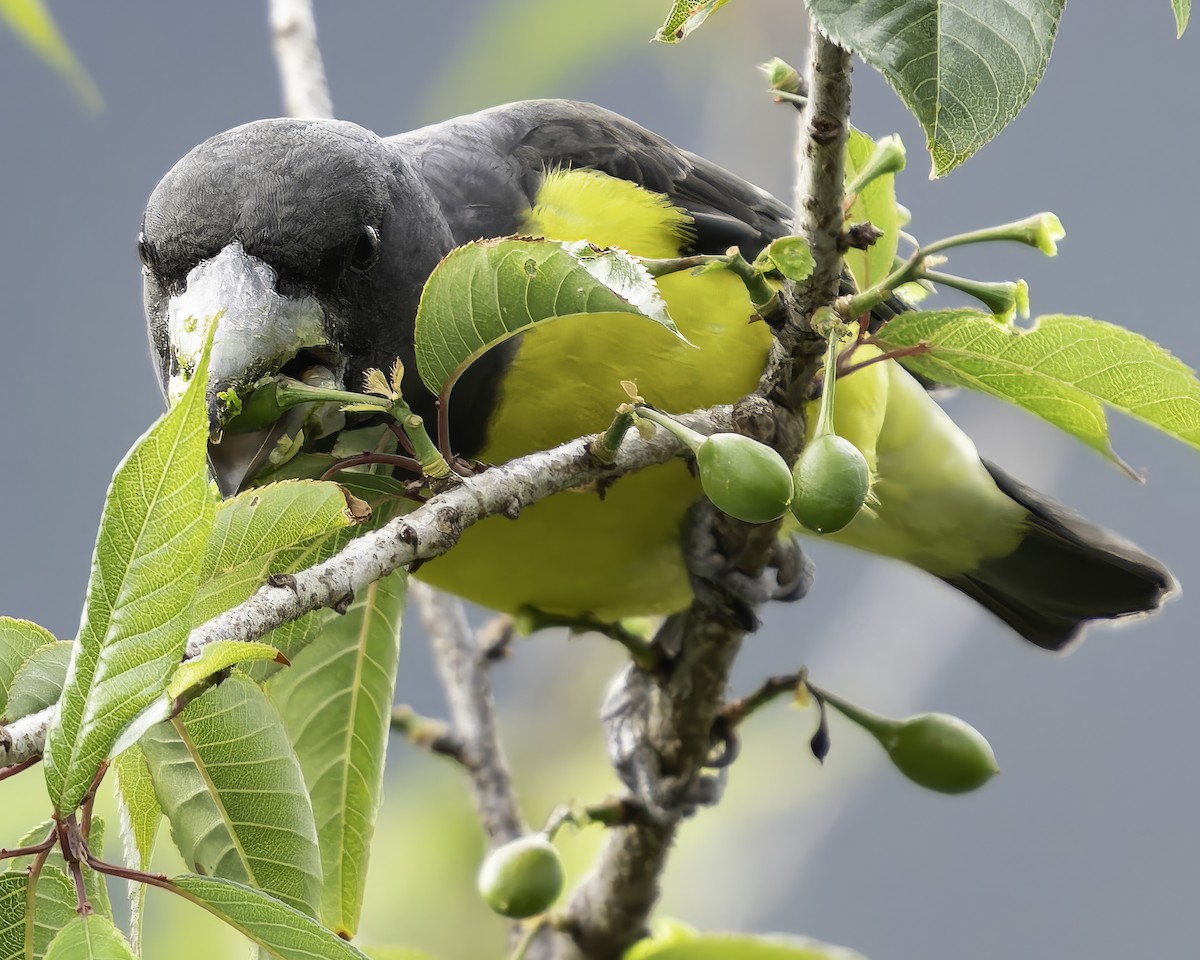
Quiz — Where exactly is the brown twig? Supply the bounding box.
[390,706,469,765]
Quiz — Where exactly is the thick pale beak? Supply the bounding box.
[206,410,307,497]
[165,241,337,496]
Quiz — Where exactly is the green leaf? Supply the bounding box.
[140,676,322,917]
[1175,0,1191,36]
[0,0,101,111]
[874,311,1200,470]
[27,867,75,960]
[653,0,734,42]
[424,0,651,118]
[756,237,814,284]
[363,950,442,960]
[5,642,72,722]
[625,929,867,959]
[43,915,134,960]
[843,128,902,291]
[805,0,1066,176]
[9,822,111,924]
[0,619,56,719]
[0,873,25,960]
[111,746,161,954]
[194,480,367,626]
[268,571,405,937]
[414,237,684,397]
[168,641,283,699]
[79,818,111,920]
[43,326,217,814]
[169,875,371,960]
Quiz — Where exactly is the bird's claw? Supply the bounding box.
[600,662,731,820]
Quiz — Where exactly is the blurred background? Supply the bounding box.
[0,2,1195,958]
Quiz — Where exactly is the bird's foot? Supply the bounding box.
[601,661,729,821]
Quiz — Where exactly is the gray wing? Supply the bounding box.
[388,99,792,256]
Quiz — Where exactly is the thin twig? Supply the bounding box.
[269,0,333,118]
[719,670,806,727]
[411,581,527,846]
[390,706,469,765]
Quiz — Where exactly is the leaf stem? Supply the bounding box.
[719,670,807,727]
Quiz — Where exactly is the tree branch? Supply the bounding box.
[269,0,333,118]
[792,28,853,317]
[410,581,527,846]
[549,24,855,960]
[0,408,733,772]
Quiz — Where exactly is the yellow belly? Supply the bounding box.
[417,268,773,619]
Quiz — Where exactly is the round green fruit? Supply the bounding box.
[477,834,565,919]
[790,433,869,534]
[886,713,999,794]
[696,433,794,524]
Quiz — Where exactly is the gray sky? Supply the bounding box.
[0,3,1196,958]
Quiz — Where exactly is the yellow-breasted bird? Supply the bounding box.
[139,100,1175,651]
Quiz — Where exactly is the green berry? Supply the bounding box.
[696,433,794,524]
[885,713,999,794]
[790,433,869,534]
[477,835,565,919]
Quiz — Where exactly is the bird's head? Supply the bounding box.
[140,117,453,494]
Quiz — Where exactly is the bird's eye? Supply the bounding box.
[349,225,381,274]
[137,231,156,270]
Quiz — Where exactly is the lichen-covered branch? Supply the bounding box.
[0,408,732,772]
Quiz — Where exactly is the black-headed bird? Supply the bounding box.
[139,100,1175,651]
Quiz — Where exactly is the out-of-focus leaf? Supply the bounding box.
[806,0,1065,175]
[875,310,1200,469]
[43,326,216,814]
[268,571,406,936]
[424,0,650,117]
[0,0,102,110]
[169,875,371,960]
[43,915,134,960]
[140,676,322,917]
[1174,0,1191,36]
[625,928,867,959]
[5,642,72,722]
[0,620,56,720]
[843,128,901,290]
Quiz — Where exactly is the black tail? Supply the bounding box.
[941,462,1178,651]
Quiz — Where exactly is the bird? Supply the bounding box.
[139,99,1176,651]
